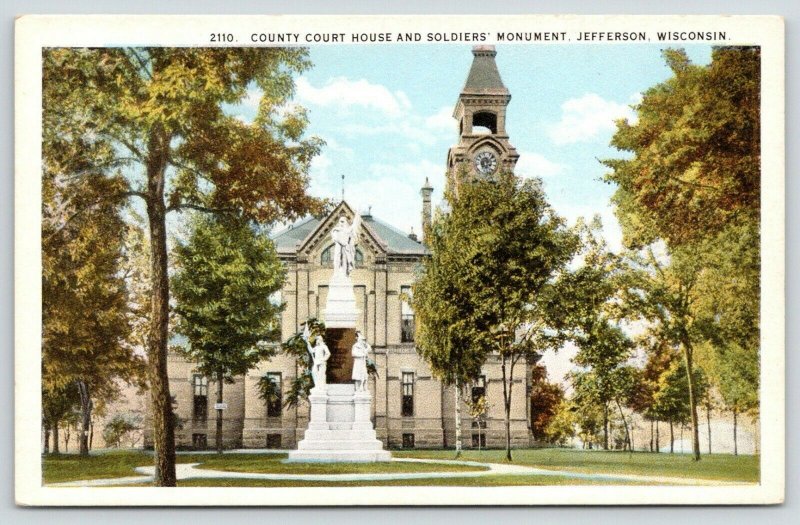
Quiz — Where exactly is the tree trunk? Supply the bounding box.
[649,420,653,452]
[454,379,462,458]
[77,381,92,457]
[669,419,674,453]
[145,133,177,486]
[681,340,701,461]
[706,401,712,455]
[52,422,60,454]
[615,399,631,452]
[64,424,70,453]
[501,354,512,462]
[603,403,609,451]
[733,408,738,456]
[90,420,94,451]
[216,369,224,455]
[655,420,660,453]
[44,424,51,454]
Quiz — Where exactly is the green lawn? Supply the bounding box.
[195,454,486,475]
[42,450,482,484]
[393,448,760,483]
[43,450,156,484]
[122,475,652,487]
[43,448,759,486]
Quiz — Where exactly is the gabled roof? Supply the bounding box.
[271,201,428,257]
[462,45,509,95]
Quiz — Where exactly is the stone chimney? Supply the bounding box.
[420,177,433,243]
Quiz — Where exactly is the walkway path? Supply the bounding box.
[46,455,748,488]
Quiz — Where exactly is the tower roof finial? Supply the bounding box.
[462,45,508,95]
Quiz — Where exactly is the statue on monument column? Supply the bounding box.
[331,213,361,277]
[351,331,371,393]
[303,325,331,391]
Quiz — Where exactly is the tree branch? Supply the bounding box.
[166,203,236,215]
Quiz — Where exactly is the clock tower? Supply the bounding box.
[446,45,519,196]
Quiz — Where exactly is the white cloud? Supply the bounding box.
[515,152,566,179]
[296,76,412,118]
[424,106,456,134]
[548,93,637,145]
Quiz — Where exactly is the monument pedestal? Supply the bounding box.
[286,384,391,462]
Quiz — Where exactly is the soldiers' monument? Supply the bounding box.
[287,211,391,462]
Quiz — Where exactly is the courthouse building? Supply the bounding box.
[146,45,535,450]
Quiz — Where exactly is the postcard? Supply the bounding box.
[15,14,784,506]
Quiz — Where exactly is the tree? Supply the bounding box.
[550,218,636,451]
[42,135,145,458]
[43,48,325,484]
[622,246,708,460]
[466,395,488,452]
[529,364,565,443]
[103,413,143,448]
[416,172,577,461]
[545,400,577,447]
[715,343,758,455]
[42,385,80,454]
[603,47,760,249]
[414,194,489,457]
[629,332,674,452]
[172,214,285,454]
[604,48,761,460]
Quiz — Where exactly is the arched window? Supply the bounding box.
[472,111,497,134]
[320,244,364,267]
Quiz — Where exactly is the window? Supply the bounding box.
[401,372,414,417]
[269,291,282,332]
[192,374,208,421]
[472,433,486,448]
[264,372,282,418]
[400,285,415,343]
[402,433,415,448]
[266,434,282,449]
[472,375,486,404]
[321,245,363,267]
[192,433,207,450]
[472,111,497,134]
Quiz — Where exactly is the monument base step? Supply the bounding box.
[285,450,392,463]
[297,439,385,451]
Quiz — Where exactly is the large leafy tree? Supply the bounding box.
[604,47,761,461]
[550,219,636,450]
[42,143,145,457]
[172,214,285,454]
[603,47,760,248]
[416,172,577,460]
[623,246,707,460]
[414,198,488,456]
[43,48,324,484]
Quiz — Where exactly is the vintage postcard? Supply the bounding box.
[15,14,784,506]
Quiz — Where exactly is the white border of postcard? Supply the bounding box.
[15,14,785,506]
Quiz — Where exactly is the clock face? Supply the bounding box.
[474,151,498,175]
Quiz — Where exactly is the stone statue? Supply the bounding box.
[303,325,330,391]
[351,331,371,393]
[331,213,361,277]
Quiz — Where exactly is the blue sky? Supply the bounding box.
[234,43,713,253]
[233,43,714,383]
